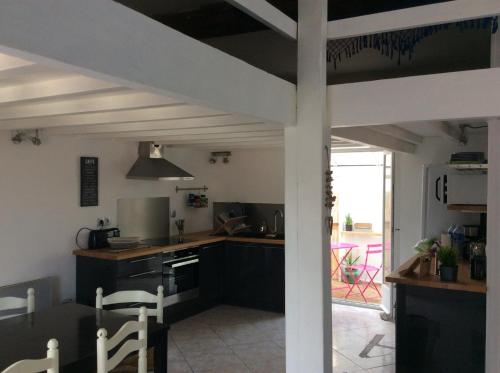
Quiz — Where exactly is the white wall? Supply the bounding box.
[393,133,488,266]
[0,131,284,302]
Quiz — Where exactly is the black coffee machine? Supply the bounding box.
[88,228,120,249]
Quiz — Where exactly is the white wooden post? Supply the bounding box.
[46,339,59,373]
[26,288,35,313]
[157,285,164,324]
[96,287,103,309]
[96,329,108,373]
[285,0,332,372]
[138,307,148,373]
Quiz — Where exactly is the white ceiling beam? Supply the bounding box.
[371,124,424,144]
[225,0,297,39]
[119,131,284,143]
[0,76,124,106]
[155,137,285,145]
[0,61,42,80]
[331,127,416,153]
[0,53,33,72]
[0,0,296,125]
[44,115,258,135]
[84,123,282,138]
[434,122,463,143]
[169,142,284,149]
[0,106,224,130]
[0,92,182,120]
[328,68,500,127]
[328,0,500,40]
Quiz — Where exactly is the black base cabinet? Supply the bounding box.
[76,241,285,325]
[396,285,485,373]
[223,243,284,313]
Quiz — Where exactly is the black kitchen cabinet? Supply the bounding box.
[199,243,225,306]
[76,253,163,306]
[76,240,285,325]
[224,242,284,313]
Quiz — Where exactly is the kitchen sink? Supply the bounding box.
[233,232,285,240]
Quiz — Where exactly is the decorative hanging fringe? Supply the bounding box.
[327,16,499,69]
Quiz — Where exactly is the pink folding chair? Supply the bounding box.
[344,243,383,303]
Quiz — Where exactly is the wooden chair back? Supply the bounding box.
[96,286,163,324]
[1,339,58,373]
[0,288,35,320]
[96,307,147,373]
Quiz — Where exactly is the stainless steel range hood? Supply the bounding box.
[126,142,194,181]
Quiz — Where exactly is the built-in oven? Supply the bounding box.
[163,247,200,306]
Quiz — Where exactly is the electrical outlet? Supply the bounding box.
[97,217,110,228]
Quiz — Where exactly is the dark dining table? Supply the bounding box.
[0,303,168,372]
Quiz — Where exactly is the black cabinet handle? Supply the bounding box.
[128,256,157,264]
[128,270,158,278]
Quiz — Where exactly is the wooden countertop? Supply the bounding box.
[73,231,284,260]
[386,260,486,294]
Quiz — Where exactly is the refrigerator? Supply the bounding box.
[421,165,483,240]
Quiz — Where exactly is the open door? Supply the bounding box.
[381,152,394,315]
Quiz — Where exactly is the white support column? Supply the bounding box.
[285,0,332,372]
[486,118,500,373]
[486,29,500,373]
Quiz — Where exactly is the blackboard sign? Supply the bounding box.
[80,157,98,207]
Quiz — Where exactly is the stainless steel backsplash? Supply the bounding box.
[117,197,170,239]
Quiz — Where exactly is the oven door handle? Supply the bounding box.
[170,258,199,268]
[163,255,199,265]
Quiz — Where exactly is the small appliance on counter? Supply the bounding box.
[470,242,487,281]
[88,228,120,249]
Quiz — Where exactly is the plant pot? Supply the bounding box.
[341,267,360,284]
[345,224,353,232]
[439,265,458,282]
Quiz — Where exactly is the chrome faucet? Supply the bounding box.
[272,209,284,234]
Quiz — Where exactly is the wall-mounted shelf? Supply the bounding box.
[447,204,487,213]
[176,185,208,193]
[448,163,488,174]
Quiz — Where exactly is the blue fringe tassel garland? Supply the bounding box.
[327,16,499,69]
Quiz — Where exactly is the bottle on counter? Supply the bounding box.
[452,225,466,259]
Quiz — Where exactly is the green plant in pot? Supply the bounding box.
[341,253,360,284]
[437,245,458,282]
[344,213,353,231]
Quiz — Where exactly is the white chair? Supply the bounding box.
[0,288,35,320]
[97,307,147,373]
[1,339,59,373]
[95,286,164,324]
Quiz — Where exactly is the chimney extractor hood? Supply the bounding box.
[126,142,194,181]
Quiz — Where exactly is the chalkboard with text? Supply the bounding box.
[80,157,98,207]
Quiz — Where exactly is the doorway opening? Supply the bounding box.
[330,151,394,309]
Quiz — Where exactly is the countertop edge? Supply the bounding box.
[386,259,486,294]
[73,232,284,260]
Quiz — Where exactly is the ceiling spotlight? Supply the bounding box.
[11,130,42,146]
[210,151,231,165]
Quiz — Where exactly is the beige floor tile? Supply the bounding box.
[168,359,194,373]
[176,336,231,359]
[185,352,250,373]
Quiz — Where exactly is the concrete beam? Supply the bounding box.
[0,0,296,125]
[332,127,416,153]
[226,0,297,39]
[328,0,500,39]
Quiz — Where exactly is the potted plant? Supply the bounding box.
[341,253,360,284]
[344,214,353,231]
[437,245,458,282]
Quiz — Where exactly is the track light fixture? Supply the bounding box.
[209,151,232,164]
[11,130,42,146]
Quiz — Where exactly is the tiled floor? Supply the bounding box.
[332,279,382,305]
[167,304,395,372]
